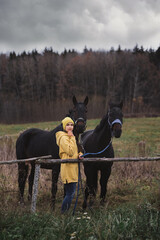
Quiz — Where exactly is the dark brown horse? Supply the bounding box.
[16,96,88,208]
[81,101,123,209]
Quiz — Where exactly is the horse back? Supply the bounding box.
[16,125,62,160]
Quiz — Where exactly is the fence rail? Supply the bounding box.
[0,155,52,165]
[1,155,160,213]
[1,156,160,165]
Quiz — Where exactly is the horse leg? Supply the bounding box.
[82,185,89,210]
[82,164,91,209]
[28,163,35,201]
[51,164,60,210]
[88,169,98,207]
[99,163,112,205]
[18,163,29,204]
[83,165,97,209]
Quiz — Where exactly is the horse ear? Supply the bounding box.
[119,100,123,109]
[108,101,113,109]
[69,109,73,115]
[84,96,89,106]
[72,95,77,106]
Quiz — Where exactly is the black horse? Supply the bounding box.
[81,101,123,209]
[16,96,88,208]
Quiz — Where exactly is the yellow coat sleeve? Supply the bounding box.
[60,136,76,157]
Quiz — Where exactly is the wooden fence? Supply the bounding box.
[0,156,160,213]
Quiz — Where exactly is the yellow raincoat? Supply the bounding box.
[56,131,80,184]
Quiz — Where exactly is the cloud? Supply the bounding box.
[0,0,160,53]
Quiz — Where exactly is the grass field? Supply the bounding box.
[0,117,160,239]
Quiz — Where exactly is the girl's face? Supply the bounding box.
[65,122,74,132]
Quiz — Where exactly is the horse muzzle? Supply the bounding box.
[75,118,86,134]
[112,124,122,138]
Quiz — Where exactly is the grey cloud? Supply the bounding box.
[0,0,160,53]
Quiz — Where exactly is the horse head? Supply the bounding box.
[69,96,89,135]
[108,101,123,138]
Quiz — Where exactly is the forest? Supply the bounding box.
[0,45,160,123]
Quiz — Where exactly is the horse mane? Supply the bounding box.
[94,114,108,132]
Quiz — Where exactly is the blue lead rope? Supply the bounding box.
[80,140,112,158]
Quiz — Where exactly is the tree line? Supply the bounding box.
[0,45,160,123]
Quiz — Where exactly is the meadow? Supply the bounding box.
[0,117,160,239]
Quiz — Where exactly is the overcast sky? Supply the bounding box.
[0,0,160,54]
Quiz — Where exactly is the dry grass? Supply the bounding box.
[0,136,17,193]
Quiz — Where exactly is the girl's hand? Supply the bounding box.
[68,131,74,137]
[79,154,84,160]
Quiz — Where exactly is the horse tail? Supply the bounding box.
[16,134,27,160]
[16,129,38,202]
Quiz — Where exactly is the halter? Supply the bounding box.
[107,109,122,128]
[74,117,86,125]
[108,118,122,127]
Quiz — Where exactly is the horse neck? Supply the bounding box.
[73,129,79,141]
[73,130,83,153]
[94,115,111,145]
[50,124,62,134]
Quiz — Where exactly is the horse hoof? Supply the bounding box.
[18,199,25,206]
[89,201,94,207]
[28,195,32,201]
[18,196,25,205]
[50,202,55,211]
[82,201,87,210]
[88,195,95,207]
[51,206,55,211]
[100,198,107,206]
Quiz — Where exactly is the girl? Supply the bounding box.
[56,117,83,213]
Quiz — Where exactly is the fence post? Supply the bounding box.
[138,141,146,157]
[31,161,41,213]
